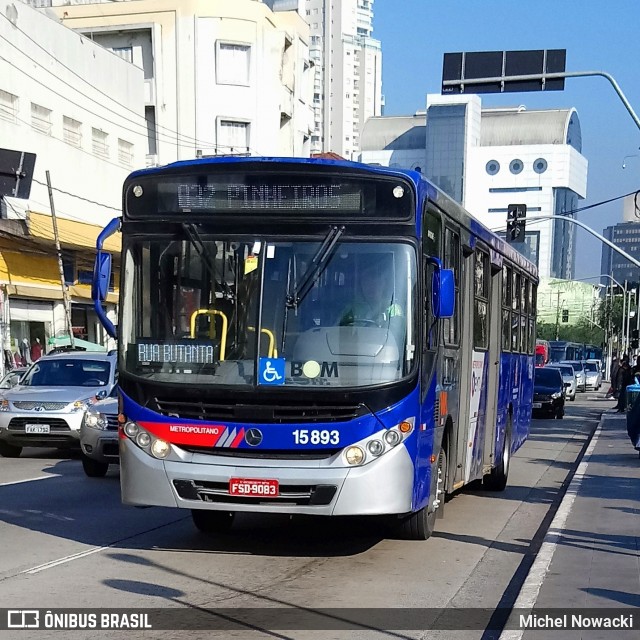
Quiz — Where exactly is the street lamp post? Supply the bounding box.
[568,274,630,379]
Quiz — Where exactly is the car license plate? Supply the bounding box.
[229,478,279,497]
[25,424,50,434]
[532,403,542,409]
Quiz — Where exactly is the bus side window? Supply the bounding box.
[422,205,442,350]
[473,249,489,350]
[444,227,460,346]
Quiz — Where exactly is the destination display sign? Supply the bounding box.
[124,170,413,220]
[136,340,216,365]
[174,182,361,212]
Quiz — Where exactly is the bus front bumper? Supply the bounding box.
[119,438,416,516]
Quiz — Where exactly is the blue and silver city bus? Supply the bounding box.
[92,157,538,540]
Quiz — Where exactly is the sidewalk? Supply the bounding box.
[520,410,640,638]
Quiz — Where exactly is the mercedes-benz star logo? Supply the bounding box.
[245,428,263,446]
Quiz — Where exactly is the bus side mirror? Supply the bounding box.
[432,268,455,319]
[92,251,112,302]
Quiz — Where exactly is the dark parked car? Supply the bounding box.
[533,367,565,419]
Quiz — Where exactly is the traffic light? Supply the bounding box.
[507,203,527,242]
[561,309,569,323]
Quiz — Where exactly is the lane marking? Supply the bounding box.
[24,546,110,574]
[498,416,603,640]
[0,475,55,487]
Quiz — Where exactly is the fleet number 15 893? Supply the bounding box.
[292,429,340,445]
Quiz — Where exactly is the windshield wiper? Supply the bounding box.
[182,223,233,298]
[285,225,344,309]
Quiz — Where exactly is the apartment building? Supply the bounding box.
[304,0,382,158]
[45,0,314,166]
[0,1,145,371]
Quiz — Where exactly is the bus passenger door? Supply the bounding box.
[453,245,492,487]
[483,258,503,474]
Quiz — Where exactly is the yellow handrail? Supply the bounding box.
[247,326,278,358]
[190,309,228,361]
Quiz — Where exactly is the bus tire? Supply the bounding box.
[81,454,109,478]
[191,509,235,534]
[483,422,511,492]
[399,446,445,540]
[0,441,22,458]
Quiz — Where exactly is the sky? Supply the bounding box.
[373,0,640,280]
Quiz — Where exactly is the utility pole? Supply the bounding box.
[46,171,74,348]
[555,290,562,340]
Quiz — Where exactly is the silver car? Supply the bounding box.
[561,360,586,392]
[584,360,602,391]
[80,388,119,477]
[0,352,116,458]
[547,364,576,401]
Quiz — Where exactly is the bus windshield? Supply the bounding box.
[120,236,417,388]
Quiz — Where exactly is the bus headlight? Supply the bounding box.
[345,446,365,466]
[136,431,151,448]
[124,421,139,438]
[384,430,401,447]
[367,439,384,456]
[151,439,171,459]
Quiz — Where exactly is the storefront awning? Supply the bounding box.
[28,211,121,254]
[5,283,117,304]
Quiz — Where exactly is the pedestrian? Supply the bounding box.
[30,338,43,362]
[608,356,620,398]
[614,355,633,412]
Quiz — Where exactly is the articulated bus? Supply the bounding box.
[92,158,538,540]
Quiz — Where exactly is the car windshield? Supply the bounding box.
[584,362,598,372]
[556,365,574,376]
[20,359,111,387]
[120,237,418,388]
[535,368,561,386]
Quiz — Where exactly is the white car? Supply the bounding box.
[584,360,602,391]
[547,364,577,401]
[0,352,117,458]
[561,360,586,392]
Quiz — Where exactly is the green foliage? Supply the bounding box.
[536,320,604,345]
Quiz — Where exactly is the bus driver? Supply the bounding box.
[339,258,403,327]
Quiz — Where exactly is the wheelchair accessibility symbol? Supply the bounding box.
[259,358,285,385]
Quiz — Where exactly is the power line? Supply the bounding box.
[0,15,263,154]
[31,178,120,212]
[0,39,264,157]
[491,189,640,234]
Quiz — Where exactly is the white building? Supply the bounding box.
[1,1,145,372]
[304,0,382,158]
[358,94,588,280]
[44,0,314,166]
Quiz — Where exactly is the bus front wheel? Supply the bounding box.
[398,447,446,540]
[191,509,235,534]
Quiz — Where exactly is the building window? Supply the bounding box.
[111,47,133,63]
[218,120,249,153]
[509,159,524,174]
[92,128,109,158]
[486,160,500,175]
[216,43,250,86]
[533,158,548,174]
[63,116,82,148]
[0,90,18,123]
[118,139,134,167]
[31,103,52,135]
